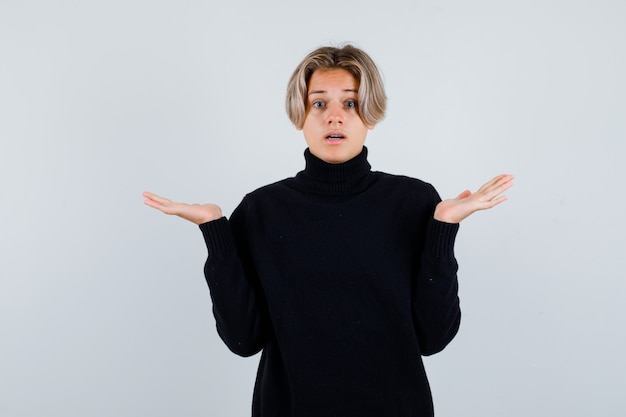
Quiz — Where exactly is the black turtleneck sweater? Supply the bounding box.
[199,147,461,417]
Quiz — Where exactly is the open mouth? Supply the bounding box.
[326,134,345,142]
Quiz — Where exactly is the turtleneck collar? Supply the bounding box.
[293,147,374,195]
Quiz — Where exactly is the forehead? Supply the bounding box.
[308,68,359,93]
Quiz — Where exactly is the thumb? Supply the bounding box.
[456,189,471,199]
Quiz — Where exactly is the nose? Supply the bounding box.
[326,101,343,125]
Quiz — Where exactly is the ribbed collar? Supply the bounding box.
[293,147,374,195]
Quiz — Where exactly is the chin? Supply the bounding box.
[310,144,361,164]
[322,152,353,164]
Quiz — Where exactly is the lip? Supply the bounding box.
[325,130,345,143]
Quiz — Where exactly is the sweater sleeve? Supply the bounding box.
[412,190,462,356]
[199,199,271,357]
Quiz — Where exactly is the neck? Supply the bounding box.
[294,147,373,195]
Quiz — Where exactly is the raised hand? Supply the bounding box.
[143,191,223,225]
[434,174,514,224]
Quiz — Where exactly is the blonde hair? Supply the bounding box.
[286,45,387,129]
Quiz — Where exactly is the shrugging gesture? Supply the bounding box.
[142,191,222,225]
[434,174,514,224]
[141,44,517,416]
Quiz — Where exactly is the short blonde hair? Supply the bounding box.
[286,45,387,129]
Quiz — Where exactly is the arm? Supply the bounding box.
[412,217,461,356]
[412,174,514,355]
[201,208,271,357]
[143,191,270,356]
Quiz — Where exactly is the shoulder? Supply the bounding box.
[369,171,442,216]
[234,177,298,213]
[244,177,295,199]
[373,171,439,196]
[229,177,295,227]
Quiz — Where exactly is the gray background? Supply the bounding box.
[1,0,624,416]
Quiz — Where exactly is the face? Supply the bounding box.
[300,69,374,164]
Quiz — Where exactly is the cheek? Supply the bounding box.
[305,112,323,125]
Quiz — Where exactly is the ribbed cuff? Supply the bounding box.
[199,217,236,258]
[425,218,460,259]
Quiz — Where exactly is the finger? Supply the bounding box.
[143,198,163,210]
[142,191,173,205]
[477,175,514,198]
[479,188,511,205]
[488,176,514,199]
[483,194,508,208]
[492,174,514,189]
[142,192,179,214]
[477,174,513,193]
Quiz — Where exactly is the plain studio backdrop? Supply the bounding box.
[1,1,624,416]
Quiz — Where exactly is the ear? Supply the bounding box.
[367,124,376,130]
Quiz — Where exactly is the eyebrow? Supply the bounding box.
[308,88,358,95]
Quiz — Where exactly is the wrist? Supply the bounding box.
[434,204,461,224]
[190,204,222,225]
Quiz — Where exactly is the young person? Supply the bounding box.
[143,44,513,417]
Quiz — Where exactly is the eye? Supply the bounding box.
[345,100,357,109]
[312,101,325,109]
